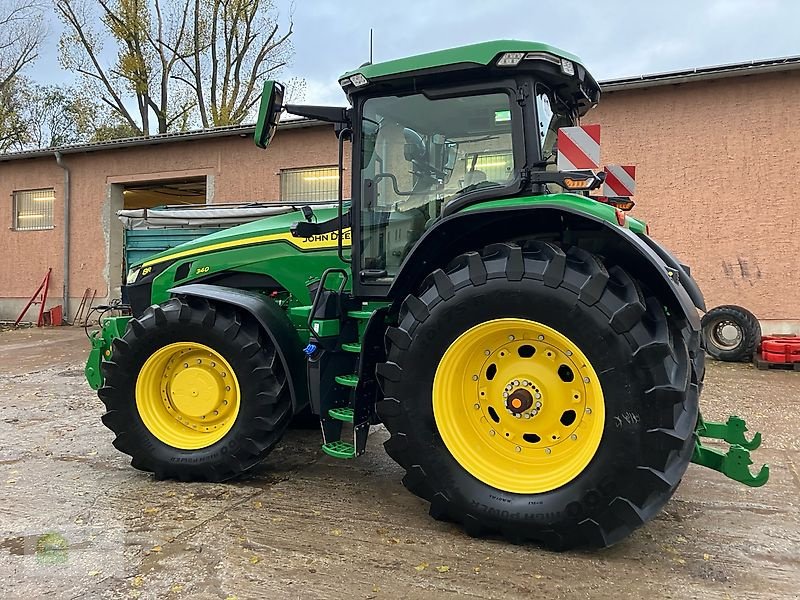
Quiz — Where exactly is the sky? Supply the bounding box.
[36,0,800,108]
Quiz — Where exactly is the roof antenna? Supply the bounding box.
[369,28,373,64]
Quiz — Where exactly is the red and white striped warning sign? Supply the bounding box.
[603,165,636,197]
[557,124,601,171]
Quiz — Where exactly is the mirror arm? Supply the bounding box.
[284,104,351,125]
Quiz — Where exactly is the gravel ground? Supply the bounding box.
[0,327,798,600]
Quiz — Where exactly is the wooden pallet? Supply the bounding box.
[753,355,800,371]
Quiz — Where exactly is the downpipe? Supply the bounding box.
[55,152,70,322]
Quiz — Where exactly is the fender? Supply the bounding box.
[389,199,705,330]
[169,283,309,412]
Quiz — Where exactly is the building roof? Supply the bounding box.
[0,118,324,162]
[339,40,583,82]
[2,53,799,162]
[600,54,800,92]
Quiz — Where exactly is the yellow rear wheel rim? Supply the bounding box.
[433,318,605,494]
[136,342,241,450]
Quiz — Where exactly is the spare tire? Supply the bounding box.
[701,305,761,362]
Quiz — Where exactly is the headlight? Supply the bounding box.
[126,268,140,284]
[349,73,368,87]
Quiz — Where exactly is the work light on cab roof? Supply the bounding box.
[85,39,769,553]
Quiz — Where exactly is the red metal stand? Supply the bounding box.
[14,268,52,327]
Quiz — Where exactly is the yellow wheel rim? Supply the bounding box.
[433,318,605,494]
[135,342,241,450]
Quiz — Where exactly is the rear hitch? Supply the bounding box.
[691,414,769,487]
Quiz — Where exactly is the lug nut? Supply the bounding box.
[509,335,515,341]
[515,446,521,452]
[586,407,592,414]
[472,375,479,381]
[538,335,544,341]
[474,403,480,410]
[545,448,551,454]
[570,434,577,440]
[489,430,496,436]
[484,350,491,356]
[583,377,590,383]
[523,413,531,419]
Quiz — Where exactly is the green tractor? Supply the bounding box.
[86,40,768,549]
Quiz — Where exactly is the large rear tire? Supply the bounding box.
[377,242,700,549]
[99,297,292,481]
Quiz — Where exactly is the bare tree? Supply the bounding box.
[0,0,45,90]
[0,0,46,151]
[56,0,296,136]
[174,0,295,127]
[56,0,195,135]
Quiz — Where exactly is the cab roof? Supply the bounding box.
[339,40,585,83]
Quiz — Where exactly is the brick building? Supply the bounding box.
[1,56,798,330]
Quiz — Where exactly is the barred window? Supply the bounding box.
[13,188,55,230]
[280,166,339,202]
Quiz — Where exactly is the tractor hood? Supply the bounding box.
[130,205,342,271]
[123,203,349,317]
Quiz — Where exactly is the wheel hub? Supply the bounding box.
[503,382,541,418]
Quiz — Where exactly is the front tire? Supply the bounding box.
[377,242,699,549]
[99,297,292,481]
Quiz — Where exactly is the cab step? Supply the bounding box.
[322,440,356,459]
[341,342,362,353]
[328,407,354,423]
[335,374,359,387]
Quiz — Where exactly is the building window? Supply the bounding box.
[465,151,514,184]
[13,188,55,230]
[280,166,339,202]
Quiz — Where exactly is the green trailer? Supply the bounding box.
[85,40,768,549]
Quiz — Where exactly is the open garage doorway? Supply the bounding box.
[105,172,213,302]
[122,176,208,209]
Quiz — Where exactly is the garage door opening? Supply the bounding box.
[122,176,207,209]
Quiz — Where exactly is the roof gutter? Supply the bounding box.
[54,151,70,322]
[600,58,800,92]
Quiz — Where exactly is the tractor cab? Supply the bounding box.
[256,41,602,293]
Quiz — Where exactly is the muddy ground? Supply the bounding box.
[0,327,797,599]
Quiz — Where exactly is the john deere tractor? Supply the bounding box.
[86,41,768,549]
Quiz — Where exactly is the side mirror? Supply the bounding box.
[254,81,285,149]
